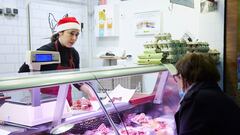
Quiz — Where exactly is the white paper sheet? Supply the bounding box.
[102,84,136,104]
[72,85,136,114]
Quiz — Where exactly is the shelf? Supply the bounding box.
[99,55,127,60]
[64,102,134,124]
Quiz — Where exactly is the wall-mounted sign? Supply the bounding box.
[95,5,119,37]
[134,11,162,36]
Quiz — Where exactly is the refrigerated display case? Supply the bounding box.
[0,64,180,135]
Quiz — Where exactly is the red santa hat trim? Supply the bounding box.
[55,17,81,33]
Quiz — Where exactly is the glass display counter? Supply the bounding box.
[0,64,180,135]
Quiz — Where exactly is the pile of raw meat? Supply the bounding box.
[83,113,175,135]
[71,98,93,111]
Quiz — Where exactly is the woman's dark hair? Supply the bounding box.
[175,53,220,85]
[51,33,59,42]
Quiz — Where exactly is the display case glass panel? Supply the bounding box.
[0,65,180,135]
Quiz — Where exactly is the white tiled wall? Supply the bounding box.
[0,0,89,74]
[0,0,28,74]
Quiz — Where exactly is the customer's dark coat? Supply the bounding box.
[175,82,240,135]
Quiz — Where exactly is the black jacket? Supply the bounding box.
[175,82,240,135]
[18,40,80,72]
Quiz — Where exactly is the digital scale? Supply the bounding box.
[26,50,61,71]
[0,51,72,127]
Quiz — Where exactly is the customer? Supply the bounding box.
[19,16,96,106]
[174,53,240,135]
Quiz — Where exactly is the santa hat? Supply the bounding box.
[55,17,81,33]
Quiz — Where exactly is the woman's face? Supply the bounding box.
[58,29,80,48]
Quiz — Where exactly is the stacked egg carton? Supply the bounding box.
[138,33,220,64]
[186,41,209,53]
[138,33,189,64]
[207,49,220,64]
[137,39,163,65]
[186,41,221,64]
[158,38,187,64]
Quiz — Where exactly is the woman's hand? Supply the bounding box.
[79,83,97,100]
